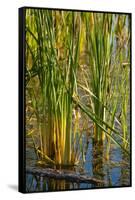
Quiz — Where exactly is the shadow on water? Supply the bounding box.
[26,135,130,192]
[92,140,105,185]
[26,174,93,192]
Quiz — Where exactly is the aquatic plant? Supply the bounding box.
[76,13,130,152]
[26,9,83,165]
[25,9,130,167]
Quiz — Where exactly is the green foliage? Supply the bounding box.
[26,9,130,166]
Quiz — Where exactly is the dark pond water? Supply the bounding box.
[26,135,130,192]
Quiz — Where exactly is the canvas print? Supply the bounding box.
[19,7,131,193]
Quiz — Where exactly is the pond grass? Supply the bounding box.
[25,9,131,166]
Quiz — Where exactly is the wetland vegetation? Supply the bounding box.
[25,8,131,192]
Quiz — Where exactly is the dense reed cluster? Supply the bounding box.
[26,9,130,166]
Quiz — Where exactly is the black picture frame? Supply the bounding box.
[19,6,132,193]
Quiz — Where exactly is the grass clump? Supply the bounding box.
[25,9,131,166]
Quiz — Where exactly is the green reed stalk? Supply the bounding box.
[25,9,130,165]
[116,15,130,149]
[26,9,82,165]
[84,13,114,142]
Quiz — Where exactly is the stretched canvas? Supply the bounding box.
[19,7,132,193]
